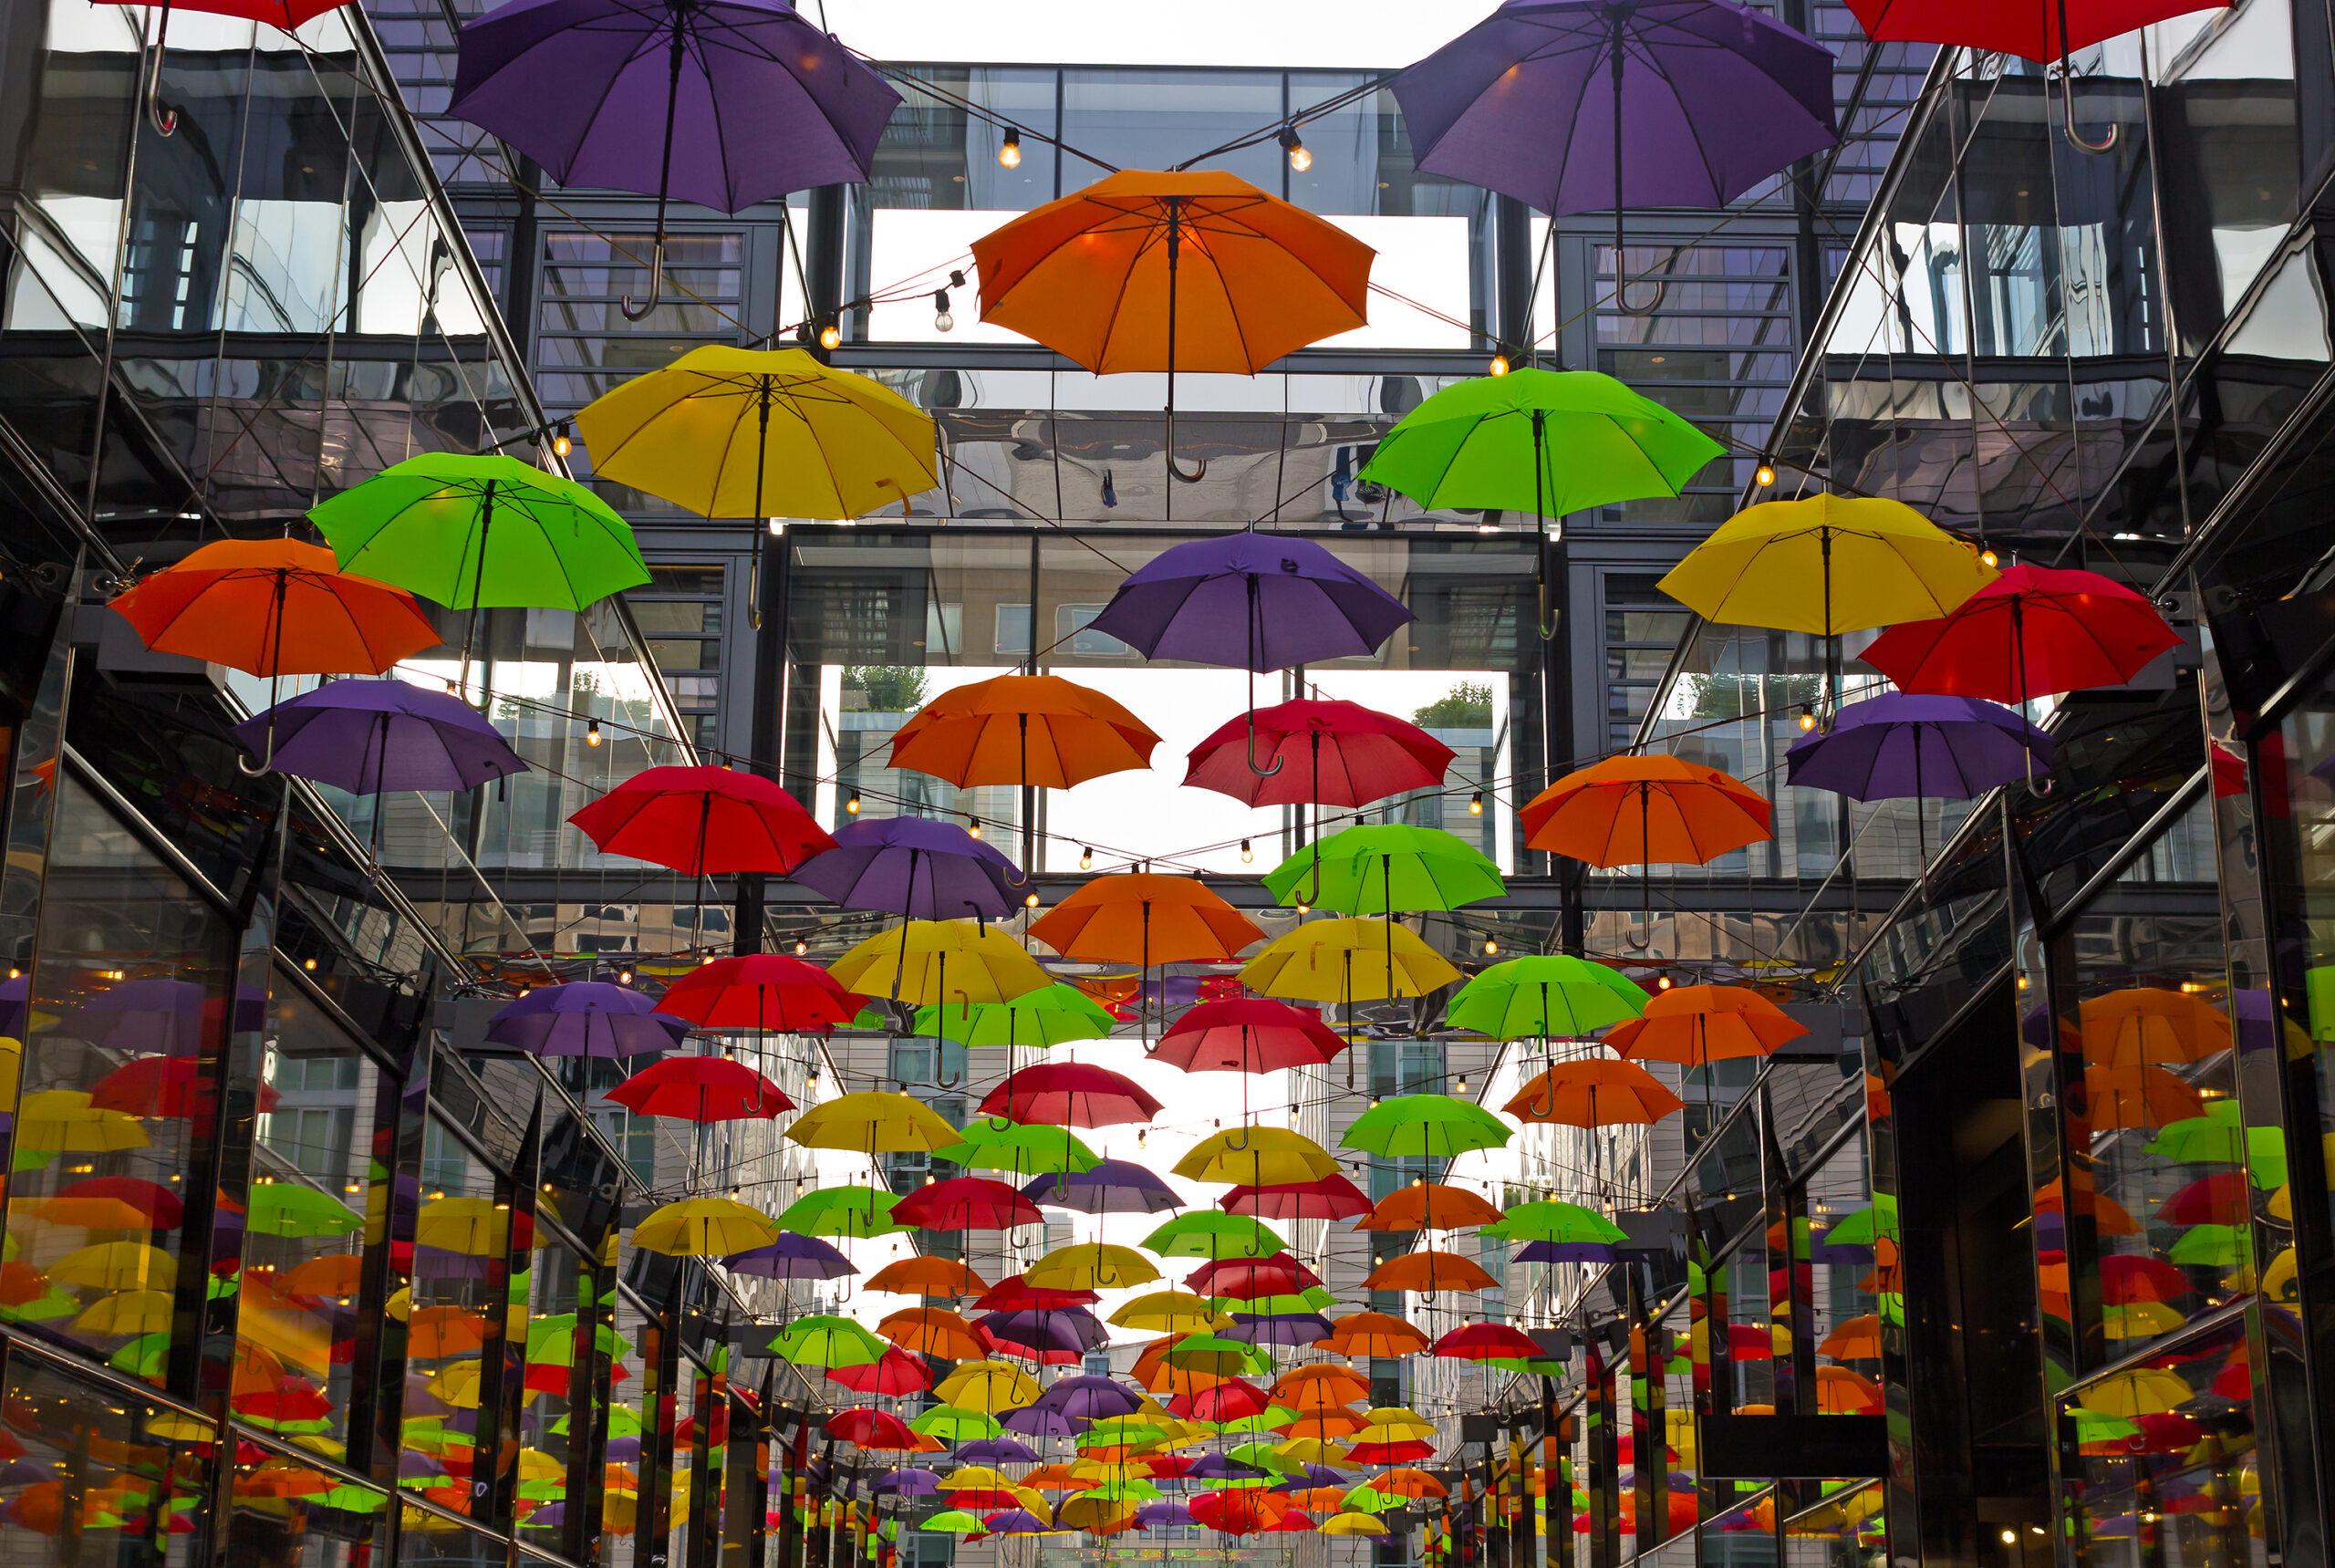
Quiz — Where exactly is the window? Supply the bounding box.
[994,602,1032,656]
[630,566,727,749]
[535,231,745,410]
[887,1037,966,1088]
[1604,576,1690,750]
[1054,604,1127,658]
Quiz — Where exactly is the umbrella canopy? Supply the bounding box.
[604,1055,793,1120]
[1177,1129,1340,1187]
[1153,999,1347,1074]
[1361,1251,1497,1293]
[775,1186,908,1238]
[1343,1094,1513,1158]
[1861,564,2183,704]
[981,1063,1164,1128]
[1506,1057,1685,1125]
[935,1120,1100,1177]
[786,1091,960,1152]
[1184,699,1454,808]
[569,765,834,877]
[794,816,1028,921]
[877,1307,989,1360]
[1266,825,1505,914]
[2081,989,2234,1065]
[828,919,1053,1005]
[722,1232,855,1281]
[979,1274,1101,1312]
[1433,1323,1542,1361]
[770,1316,889,1368]
[936,1361,1045,1415]
[864,1257,990,1298]
[1029,875,1264,965]
[888,674,1160,790]
[1026,1243,1162,1290]
[1786,694,2054,801]
[233,679,526,792]
[1144,1213,1286,1262]
[1607,984,1808,1065]
[1841,0,2223,62]
[488,981,687,1058]
[108,539,439,678]
[1240,919,1463,1002]
[829,1348,935,1397]
[311,452,649,613]
[2081,1065,2203,1130]
[915,983,1119,1049]
[1360,1183,1503,1233]
[1084,535,1413,673]
[1660,494,1996,639]
[1447,954,1649,1039]
[1222,1175,1374,1222]
[892,1178,1045,1232]
[1023,1161,1183,1216]
[633,1197,780,1257]
[1523,754,1772,867]
[1110,1292,1232,1334]
[653,953,867,1033]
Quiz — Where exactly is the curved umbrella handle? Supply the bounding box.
[237,709,278,775]
[1168,452,1209,483]
[143,0,178,137]
[1537,575,1558,642]
[1244,708,1285,778]
[620,240,666,321]
[2060,63,2118,152]
[1223,1122,1253,1152]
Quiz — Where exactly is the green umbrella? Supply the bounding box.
[2144,1102,2288,1188]
[1141,1211,1284,1260]
[318,1485,389,1512]
[247,1183,363,1238]
[1445,955,1647,1039]
[932,1119,1100,1178]
[1354,369,1724,635]
[914,984,1118,1048]
[909,1406,1001,1441]
[1342,1094,1513,1158]
[1216,1407,1298,1435]
[1223,1441,1300,1475]
[768,1314,887,1368]
[551,1403,641,1438]
[777,1186,909,1239]
[920,1511,990,1533]
[1082,1479,1162,1502]
[109,1333,171,1377]
[1158,1336,1272,1376]
[525,1314,631,1366]
[1212,1290,1334,1317]
[1265,824,1505,915]
[1480,1199,1626,1246]
[1078,1417,1168,1447]
[2167,1224,2243,1267]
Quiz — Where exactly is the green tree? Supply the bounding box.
[846,665,929,713]
[1413,680,1494,730]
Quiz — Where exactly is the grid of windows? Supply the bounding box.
[1604,575,1692,751]
[630,567,727,750]
[366,0,504,188]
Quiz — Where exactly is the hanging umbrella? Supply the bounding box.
[451,0,897,316]
[633,1197,780,1256]
[15,1091,150,1153]
[108,539,438,680]
[1606,984,1808,1066]
[786,1091,960,1152]
[977,1274,1100,1311]
[887,673,1161,843]
[1025,1243,1161,1291]
[1361,1251,1497,1293]
[936,1360,1045,1415]
[769,1315,889,1369]
[1176,1128,1340,1187]
[1342,1094,1513,1158]
[1143,1213,1285,1262]
[1221,1175,1373,1222]
[88,1055,280,1118]
[873,1469,946,1499]
[1507,1057,1684,1126]
[1357,370,1726,635]
[1266,825,1504,915]
[827,1408,921,1451]
[829,1354,933,1398]
[1522,753,1771,947]
[1394,0,1834,298]
[795,816,1028,921]
[1447,954,1648,1038]
[231,679,527,798]
[1862,564,2180,705]
[775,1186,908,1238]
[891,1178,1046,1232]
[1022,1160,1183,1216]
[721,1232,855,1281]
[570,765,834,877]
[983,1307,1107,1363]
[934,1119,1100,1178]
[1031,873,1262,1043]
[47,1177,183,1231]
[865,1256,990,1298]
[245,1184,363,1238]
[915,984,1119,1049]
[2081,989,2234,1065]
[1183,700,1455,809]
[971,171,1374,493]
[1152,999,1347,1074]
[1787,693,2056,857]
[1433,1323,1542,1362]
[1109,1293,1232,1334]
[979,1063,1163,1129]
[603,1056,794,1120]
[1240,919,1462,1003]
[487,981,685,1058]
[651,953,866,1033]
[877,1307,989,1361]
[956,1438,1041,1467]
[2081,1065,2203,1130]
[828,919,1053,1007]
[1360,1184,1503,1233]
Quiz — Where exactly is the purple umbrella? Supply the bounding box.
[64,980,267,1054]
[1272,1464,1349,1490]
[1022,1160,1182,1216]
[999,1403,1079,1439]
[486,981,686,1059]
[1030,1375,1143,1423]
[233,680,526,795]
[721,1232,856,1281]
[1513,1239,1615,1264]
[1183,1454,1271,1483]
[400,1450,447,1480]
[792,816,1028,921]
[604,1436,642,1463]
[1393,0,1836,300]
[451,0,898,318]
[1135,1501,1195,1530]
[979,1307,1105,1359]
[1222,1312,1334,1346]
[985,1510,1052,1535]
[954,1437,1038,1465]
[872,1468,942,1497]
[1787,693,2053,869]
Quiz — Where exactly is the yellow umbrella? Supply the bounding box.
[1026,1244,1158,1291]
[2073,1368,2192,1418]
[71,1289,174,1336]
[828,920,1052,1006]
[1108,1292,1230,1334]
[1362,1407,1437,1439]
[17,1089,150,1152]
[52,1241,177,1293]
[1657,494,1993,637]
[1277,1438,1354,1466]
[1240,918,1461,1003]
[940,1466,1018,1491]
[1175,1127,1339,1185]
[415,1197,507,1256]
[574,346,937,524]
[632,1197,780,1257]
[785,1091,960,1154]
[933,1361,1043,1415]
[1055,1496,1136,1532]
[1323,1512,1389,1536]
[427,1359,487,1408]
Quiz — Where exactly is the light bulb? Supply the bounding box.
[1469,791,1484,816]
[1240,839,1253,864]
[818,321,842,351]
[553,425,572,458]
[1025,892,1041,908]
[1456,1075,1468,1094]
[794,940,808,956]
[1297,903,1309,914]
[846,793,862,814]
[1656,975,1673,990]
[969,817,981,839]
[618,970,632,984]
[586,718,601,746]
[1981,548,2000,568]
[1080,846,1093,870]
[933,289,954,332]
[999,128,1023,169]
[1799,708,1817,732]
[1483,937,1498,955]
[1488,353,1510,377]
[1754,463,1775,487]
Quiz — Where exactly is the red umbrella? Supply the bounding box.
[1152,999,1348,1074]
[568,765,835,876]
[1146,1454,1199,1480]
[89,1055,280,1117]
[975,1274,1100,1312]
[825,1408,919,1449]
[1172,1378,1271,1424]
[1264,1511,1316,1533]
[54,1177,186,1229]
[1191,1490,1292,1535]
[1219,1175,1373,1222]
[1432,1323,1541,1361]
[653,954,866,1033]
[2157,1172,2249,1227]
[1344,1440,1436,1465]
[1860,566,2181,706]
[826,1347,933,1397]
[233,1378,334,1423]
[979,1063,1163,1128]
[891,1178,1044,1231]
[2101,1254,2189,1303]
[1187,1252,1323,1297]
[1727,1324,1776,1361]
[604,1055,794,1121]
[1182,699,1455,809]
[2211,742,2247,798]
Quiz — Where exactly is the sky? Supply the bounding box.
[816,2,1497,70]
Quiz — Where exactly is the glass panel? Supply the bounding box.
[230,1453,389,1565]
[401,1114,507,1516]
[0,1356,218,1564]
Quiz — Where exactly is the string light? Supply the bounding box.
[1455,1074,1468,1094]
[1799,708,1816,732]
[968,817,981,839]
[1656,975,1673,990]
[794,940,808,956]
[1754,462,1775,487]
[999,128,1023,168]
[618,970,632,984]
[1025,892,1041,908]
[1240,839,1253,863]
[1488,353,1510,377]
[586,718,601,746]
[818,320,842,351]
[846,792,861,814]
[1279,125,1312,172]
[1469,791,1483,816]
[933,287,955,333]
[1483,937,1498,955]
[1080,847,1094,869]
[1981,548,2000,568]
[552,420,573,458]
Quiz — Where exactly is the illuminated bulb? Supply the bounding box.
[846,793,862,814]
[1279,125,1311,172]
[1025,892,1041,908]
[1483,937,1498,955]
[794,940,807,956]
[1754,463,1774,487]
[794,1179,806,1197]
[1296,903,1309,914]
[1488,354,1510,377]
[304,957,317,971]
[968,817,981,839]
[818,321,842,351]
[1981,548,2000,569]
[1136,1129,1146,1147]
[618,970,632,984]
[729,1187,741,1200]
[999,128,1023,168]
[1799,709,1816,732]
[1456,1075,1468,1094]
[553,423,573,458]
[1370,1096,1381,1109]
[1469,791,1483,816]
[1656,975,1673,990]
[926,1173,937,1186]
[1240,838,1253,864]
[1080,846,1094,870]
[586,718,601,746]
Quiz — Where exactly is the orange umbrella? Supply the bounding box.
[406,1306,493,1359]
[2081,1064,2204,1130]
[1818,1314,1883,1360]
[1361,1250,1496,1293]
[1606,985,1808,1065]
[2079,988,2233,1065]
[1814,1366,1881,1414]
[1029,875,1263,966]
[1316,1313,1431,1357]
[1359,1183,1503,1233]
[108,538,440,679]
[1280,1408,1370,1440]
[1505,1057,1684,1126]
[1289,1487,1351,1513]
[877,1307,986,1361]
[971,169,1374,486]
[1019,1465,1083,1492]
[1366,1468,1448,1500]
[2035,1178,2143,1236]
[865,1256,989,1298]
[1521,754,1770,944]
[283,1253,367,1300]
[1273,1364,1372,1408]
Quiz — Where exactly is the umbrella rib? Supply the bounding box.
[1625,26,1735,207]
